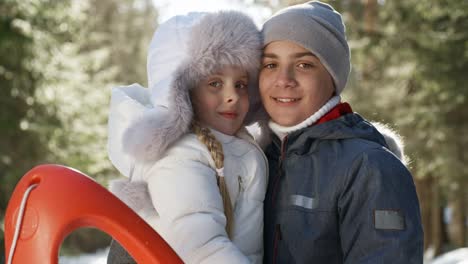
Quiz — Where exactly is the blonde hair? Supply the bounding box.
[191,121,234,238]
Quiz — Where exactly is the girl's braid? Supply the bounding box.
[191,121,233,238]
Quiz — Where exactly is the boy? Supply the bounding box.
[260,1,424,263]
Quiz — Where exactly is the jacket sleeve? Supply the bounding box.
[338,149,424,264]
[145,154,250,264]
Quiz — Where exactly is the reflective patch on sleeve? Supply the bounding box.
[289,194,318,210]
[374,209,405,230]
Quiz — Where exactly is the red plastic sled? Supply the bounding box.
[4,164,183,264]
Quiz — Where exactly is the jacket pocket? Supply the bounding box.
[280,205,341,261]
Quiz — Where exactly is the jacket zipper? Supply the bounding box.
[271,136,287,264]
[273,224,282,264]
[271,136,287,204]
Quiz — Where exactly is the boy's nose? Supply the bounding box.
[276,68,297,88]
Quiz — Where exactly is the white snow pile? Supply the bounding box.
[59,247,109,264]
[427,248,468,264]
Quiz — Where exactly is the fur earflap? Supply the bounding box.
[122,68,193,161]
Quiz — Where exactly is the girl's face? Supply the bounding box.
[192,66,249,135]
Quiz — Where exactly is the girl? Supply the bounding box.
[106,11,267,264]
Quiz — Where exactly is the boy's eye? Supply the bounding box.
[209,81,222,88]
[263,63,276,69]
[298,63,314,69]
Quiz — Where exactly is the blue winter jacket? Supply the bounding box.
[263,113,423,264]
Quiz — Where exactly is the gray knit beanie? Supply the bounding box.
[262,1,350,94]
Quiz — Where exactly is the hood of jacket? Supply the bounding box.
[107,11,263,170]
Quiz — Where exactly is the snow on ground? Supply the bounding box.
[59,247,109,264]
[428,248,468,264]
[59,247,468,264]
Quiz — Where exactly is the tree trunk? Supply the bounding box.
[431,182,444,256]
[363,0,377,33]
[415,176,431,250]
[448,184,467,247]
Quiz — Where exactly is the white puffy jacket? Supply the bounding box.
[108,85,268,264]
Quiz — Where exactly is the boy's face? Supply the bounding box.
[259,40,335,126]
[191,66,249,135]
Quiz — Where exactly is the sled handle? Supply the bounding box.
[4,164,183,264]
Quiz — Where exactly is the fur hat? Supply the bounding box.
[262,1,350,94]
[122,11,262,162]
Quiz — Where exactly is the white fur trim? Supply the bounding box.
[107,84,152,177]
[147,13,204,107]
[122,67,193,161]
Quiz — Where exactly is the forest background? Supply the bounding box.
[1,0,467,259]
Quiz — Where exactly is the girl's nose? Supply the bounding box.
[226,87,240,103]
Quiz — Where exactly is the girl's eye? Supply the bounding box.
[209,81,222,88]
[298,63,314,69]
[235,81,247,90]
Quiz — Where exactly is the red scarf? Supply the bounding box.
[315,102,353,125]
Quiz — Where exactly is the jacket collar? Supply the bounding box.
[269,95,343,139]
[315,102,352,125]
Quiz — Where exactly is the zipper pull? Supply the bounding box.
[280,136,288,162]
